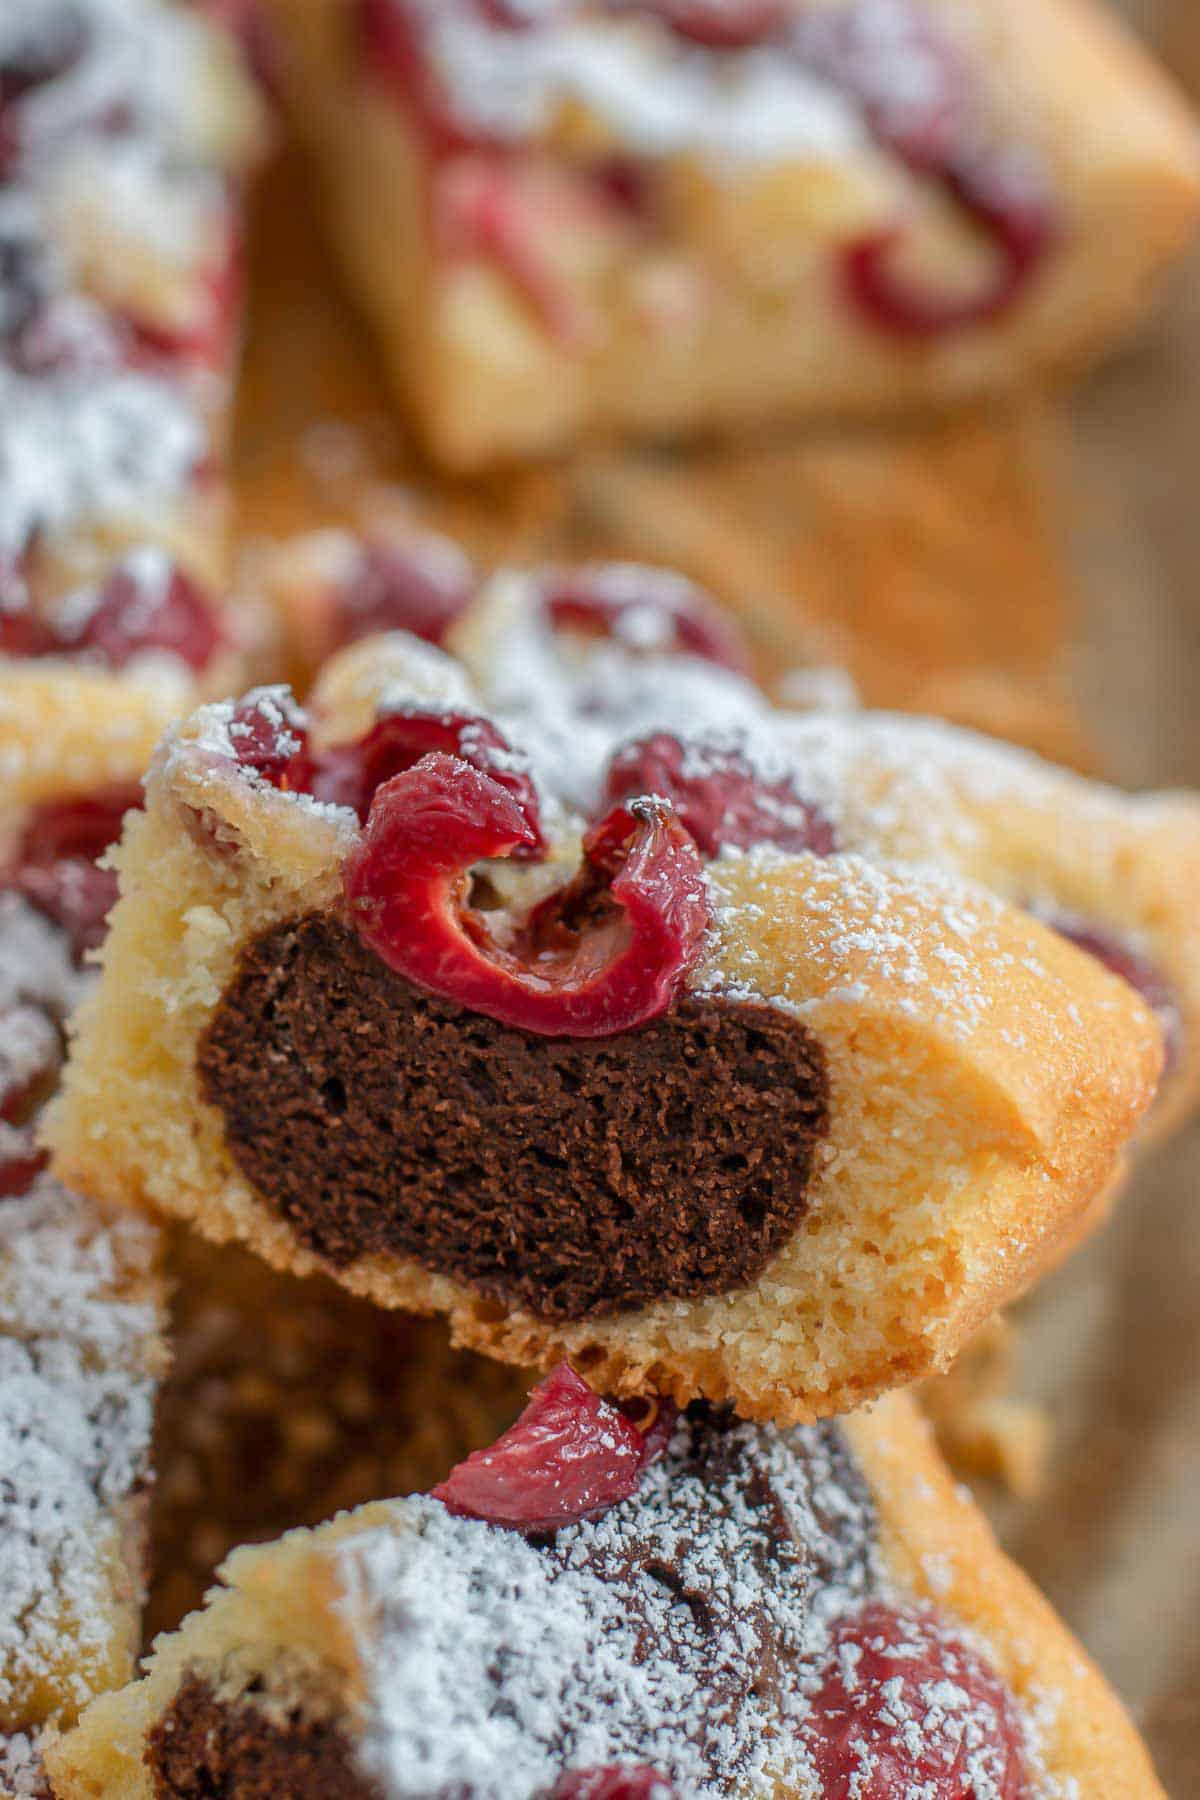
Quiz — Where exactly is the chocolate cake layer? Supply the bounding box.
[147,1674,380,1800]
[198,913,830,1321]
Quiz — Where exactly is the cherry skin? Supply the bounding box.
[304,709,544,856]
[431,1362,674,1533]
[543,567,750,675]
[74,559,226,673]
[0,605,59,658]
[603,732,836,859]
[343,754,711,1038]
[226,690,311,789]
[332,534,477,651]
[8,788,141,963]
[803,1602,1030,1799]
[842,146,1058,338]
[0,557,225,673]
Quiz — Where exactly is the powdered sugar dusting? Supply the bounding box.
[340,1413,877,1798]
[0,362,202,561]
[0,0,243,565]
[406,0,865,164]
[0,1173,160,1718]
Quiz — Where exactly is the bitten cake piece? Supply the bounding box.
[0,0,267,805]
[47,1368,1163,1798]
[260,0,1199,467]
[46,560,1172,1424]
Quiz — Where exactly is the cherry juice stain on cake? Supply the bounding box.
[197,911,830,1319]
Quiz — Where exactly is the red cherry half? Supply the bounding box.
[7,788,141,962]
[0,556,225,674]
[803,1602,1030,1799]
[332,534,477,651]
[74,558,226,673]
[543,567,749,675]
[304,709,545,856]
[785,0,1056,336]
[226,689,311,789]
[343,754,710,1037]
[842,145,1058,338]
[603,732,836,859]
[431,1363,674,1533]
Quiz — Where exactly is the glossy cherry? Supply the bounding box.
[332,534,477,650]
[603,732,836,859]
[226,689,311,789]
[550,1771,677,1800]
[0,557,225,673]
[431,1363,674,1533]
[305,709,545,855]
[803,1602,1030,1799]
[8,789,141,962]
[343,754,710,1037]
[543,567,749,675]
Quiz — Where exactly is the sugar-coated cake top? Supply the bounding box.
[0,1173,160,1719]
[0,0,256,564]
[346,1412,873,1795]
[242,1372,1065,1798]
[166,551,1173,1055]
